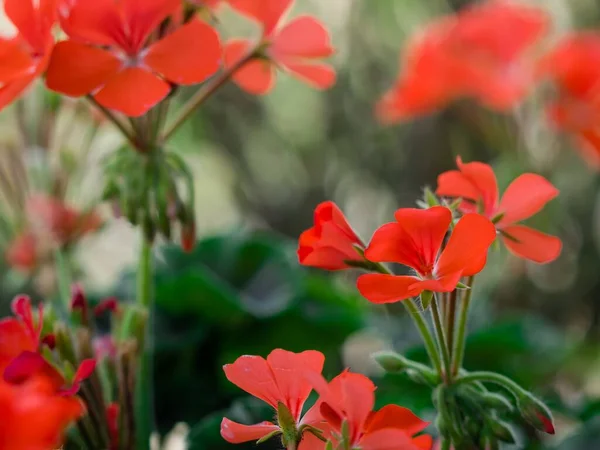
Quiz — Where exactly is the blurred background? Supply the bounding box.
[0,0,599,449]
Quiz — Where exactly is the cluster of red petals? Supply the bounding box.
[357,206,496,304]
[541,33,600,168]
[307,370,432,450]
[0,0,56,111]
[377,0,548,122]
[220,349,325,445]
[224,0,336,94]
[298,201,365,270]
[45,0,221,116]
[5,195,102,272]
[436,157,562,263]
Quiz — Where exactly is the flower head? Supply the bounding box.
[224,0,336,94]
[541,32,600,168]
[377,0,548,122]
[0,0,57,111]
[298,201,365,271]
[357,206,496,304]
[46,0,221,116]
[307,370,432,450]
[220,348,325,445]
[436,157,562,263]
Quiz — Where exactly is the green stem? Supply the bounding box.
[86,96,138,150]
[445,289,458,362]
[372,263,442,377]
[162,48,258,141]
[135,237,154,450]
[54,247,72,310]
[452,276,474,377]
[431,296,451,383]
[440,439,451,450]
[454,371,527,397]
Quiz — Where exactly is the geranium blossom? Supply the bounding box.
[0,0,57,110]
[357,206,496,304]
[307,370,432,450]
[220,349,325,446]
[541,32,600,168]
[298,201,365,270]
[377,0,548,122]
[224,0,336,94]
[436,157,561,263]
[46,0,221,116]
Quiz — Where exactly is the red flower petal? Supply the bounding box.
[144,19,221,85]
[58,0,123,48]
[228,0,293,36]
[366,405,429,436]
[501,225,562,264]
[455,157,498,216]
[0,74,37,112]
[357,274,423,304]
[46,41,121,97]
[410,273,463,294]
[223,354,281,409]
[93,67,170,117]
[413,434,434,450]
[73,359,96,384]
[0,38,36,83]
[220,418,279,444]
[271,16,334,59]
[436,170,481,203]
[0,319,36,372]
[3,351,64,390]
[121,0,181,54]
[224,39,276,95]
[497,174,559,226]
[436,213,496,278]
[281,61,337,90]
[359,429,421,450]
[5,0,56,54]
[266,349,325,420]
[298,243,357,270]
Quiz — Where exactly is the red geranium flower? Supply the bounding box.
[0,373,84,450]
[307,370,432,450]
[224,0,336,94]
[541,32,600,168]
[357,206,496,304]
[298,201,365,271]
[220,349,325,445]
[436,157,562,263]
[45,0,221,116]
[377,0,548,123]
[0,0,56,110]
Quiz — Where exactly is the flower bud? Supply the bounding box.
[373,351,439,385]
[487,418,516,443]
[517,392,555,434]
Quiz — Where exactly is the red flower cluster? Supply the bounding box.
[6,195,102,272]
[0,296,94,448]
[220,349,431,450]
[377,0,548,122]
[298,159,561,304]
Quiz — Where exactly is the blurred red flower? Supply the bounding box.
[224,0,335,94]
[541,32,600,168]
[307,370,432,450]
[298,201,365,271]
[45,0,221,116]
[377,0,548,122]
[357,206,496,304]
[5,232,39,272]
[436,157,562,263]
[0,373,84,450]
[220,349,325,444]
[0,0,57,110]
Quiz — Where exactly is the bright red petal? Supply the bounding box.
[58,0,123,47]
[266,349,325,420]
[455,157,498,217]
[0,319,36,372]
[121,0,181,53]
[220,418,279,444]
[497,174,559,226]
[436,213,496,278]
[365,207,450,274]
[360,429,421,450]
[224,39,276,95]
[281,61,336,90]
[144,19,221,85]
[298,431,327,450]
[0,39,36,83]
[0,74,36,113]
[412,434,434,450]
[357,274,423,304]
[409,273,463,294]
[93,67,170,117]
[223,355,281,409]
[340,373,376,444]
[5,0,56,54]
[366,405,429,436]
[46,41,121,97]
[436,170,480,203]
[501,225,562,264]
[228,0,293,36]
[271,16,334,59]
[73,359,96,384]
